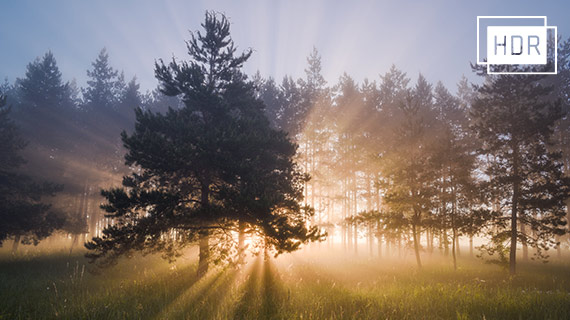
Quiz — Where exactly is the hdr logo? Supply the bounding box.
[476,16,557,74]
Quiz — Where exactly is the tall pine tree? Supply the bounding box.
[86,12,320,276]
[472,70,570,275]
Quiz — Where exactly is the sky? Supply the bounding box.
[1,0,569,94]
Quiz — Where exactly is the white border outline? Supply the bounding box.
[476,16,557,75]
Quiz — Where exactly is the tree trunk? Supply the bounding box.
[567,197,570,256]
[376,187,381,211]
[469,235,474,257]
[451,191,458,270]
[455,235,461,257]
[426,229,431,254]
[342,222,347,252]
[353,222,358,255]
[443,228,449,256]
[69,234,78,255]
[451,228,457,271]
[398,234,402,258]
[532,209,539,257]
[198,183,211,278]
[412,224,422,268]
[238,220,246,264]
[377,222,382,258]
[429,228,434,254]
[12,234,21,253]
[347,220,352,252]
[368,223,373,257]
[521,222,528,260]
[197,230,209,277]
[264,236,270,261]
[438,230,443,254]
[510,144,520,276]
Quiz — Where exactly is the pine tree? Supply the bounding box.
[16,51,73,111]
[83,48,120,111]
[116,76,142,125]
[15,52,77,145]
[278,76,304,136]
[85,12,320,276]
[253,74,284,130]
[549,38,570,253]
[432,81,477,269]
[472,70,570,275]
[379,74,439,268]
[0,94,64,250]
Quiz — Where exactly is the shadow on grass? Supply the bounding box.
[0,252,209,319]
[232,257,288,320]
[155,264,244,320]
[69,263,203,319]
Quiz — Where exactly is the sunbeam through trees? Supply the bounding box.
[1,3,570,319]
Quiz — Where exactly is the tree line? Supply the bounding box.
[0,47,180,253]
[254,40,570,275]
[1,12,569,276]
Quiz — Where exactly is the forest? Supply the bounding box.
[1,9,570,320]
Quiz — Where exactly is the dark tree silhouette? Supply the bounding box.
[16,51,74,111]
[0,95,64,251]
[83,48,120,111]
[85,12,321,277]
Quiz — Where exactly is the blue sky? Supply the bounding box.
[1,0,569,93]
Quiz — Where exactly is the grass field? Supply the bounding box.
[1,247,569,319]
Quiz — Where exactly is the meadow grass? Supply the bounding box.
[0,247,569,319]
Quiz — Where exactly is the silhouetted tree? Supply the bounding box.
[0,95,64,251]
[15,51,77,147]
[11,52,87,247]
[16,51,74,111]
[472,69,570,275]
[83,48,120,111]
[86,12,320,277]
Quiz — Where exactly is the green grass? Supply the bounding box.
[1,248,569,319]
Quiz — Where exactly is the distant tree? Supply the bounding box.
[0,95,64,251]
[301,47,327,95]
[81,49,135,178]
[292,48,328,138]
[471,69,570,275]
[16,51,74,111]
[0,79,15,100]
[15,51,77,141]
[11,52,87,248]
[86,12,320,277]
[432,81,477,270]
[83,48,120,111]
[295,50,332,226]
[332,74,365,251]
[278,76,305,136]
[379,74,438,268]
[119,76,142,109]
[253,74,283,130]
[378,65,411,121]
[116,76,143,125]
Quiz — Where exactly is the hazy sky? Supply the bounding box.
[1,0,569,93]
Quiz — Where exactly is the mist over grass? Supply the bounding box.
[1,247,569,319]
